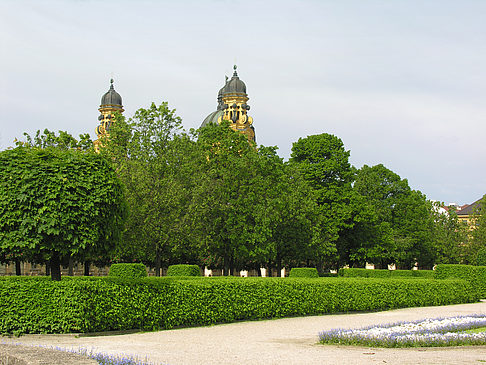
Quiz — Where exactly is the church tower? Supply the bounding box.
[202,66,255,143]
[94,79,124,151]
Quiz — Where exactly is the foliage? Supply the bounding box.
[475,248,486,266]
[0,146,126,280]
[102,103,197,274]
[290,133,359,269]
[0,276,476,335]
[349,164,436,269]
[109,263,147,279]
[192,122,317,275]
[15,128,93,151]
[288,268,319,278]
[434,264,486,298]
[166,264,201,276]
[469,195,486,263]
[431,203,468,264]
[338,268,434,278]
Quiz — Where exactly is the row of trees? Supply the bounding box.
[101,102,484,273]
[0,102,484,279]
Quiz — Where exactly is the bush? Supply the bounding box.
[167,264,200,276]
[435,264,486,298]
[338,268,434,279]
[476,248,486,266]
[0,276,478,335]
[108,263,147,279]
[289,267,319,278]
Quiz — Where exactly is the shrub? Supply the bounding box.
[108,263,147,279]
[476,248,486,266]
[435,264,486,298]
[167,264,200,276]
[338,268,434,279]
[338,268,388,278]
[0,276,477,335]
[289,267,319,278]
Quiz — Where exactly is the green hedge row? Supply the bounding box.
[338,268,434,279]
[0,276,477,335]
[434,264,486,298]
[109,263,147,279]
[166,264,200,276]
[289,268,319,278]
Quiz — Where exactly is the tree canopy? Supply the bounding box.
[0,144,126,280]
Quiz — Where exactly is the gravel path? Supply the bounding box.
[4,301,486,365]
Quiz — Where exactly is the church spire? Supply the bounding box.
[94,79,124,152]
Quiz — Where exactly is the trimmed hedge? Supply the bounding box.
[108,263,147,279]
[434,264,486,298]
[338,268,434,279]
[167,264,200,276]
[0,276,478,335]
[289,268,319,278]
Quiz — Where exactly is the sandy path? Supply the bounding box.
[4,301,486,364]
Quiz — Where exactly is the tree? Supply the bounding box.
[190,121,268,275]
[289,133,357,270]
[102,102,197,275]
[351,164,436,269]
[469,195,486,264]
[430,203,467,264]
[0,146,126,280]
[16,128,93,151]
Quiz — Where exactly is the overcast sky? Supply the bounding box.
[1,0,485,205]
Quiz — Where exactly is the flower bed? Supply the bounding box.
[319,315,486,347]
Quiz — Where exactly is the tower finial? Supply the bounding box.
[233,64,238,76]
[110,78,114,89]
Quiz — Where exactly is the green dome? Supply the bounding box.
[221,65,246,96]
[201,110,223,127]
[101,79,123,107]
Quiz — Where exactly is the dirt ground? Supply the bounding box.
[3,301,486,365]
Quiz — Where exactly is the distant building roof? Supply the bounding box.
[457,198,483,216]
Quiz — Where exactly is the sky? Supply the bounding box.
[1,0,485,205]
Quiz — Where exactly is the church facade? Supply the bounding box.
[201,65,256,143]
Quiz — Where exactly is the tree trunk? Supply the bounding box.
[84,261,90,276]
[45,262,50,276]
[316,259,324,276]
[229,255,234,276]
[267,260,273,277]
[68,257,74,276]
[276,257,282,277]
[50,251,61,281]
[155,244,161,277]
[15,260,21,276]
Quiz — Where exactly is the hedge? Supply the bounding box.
[167,264,200,276]
[0,276,477,335]
[289,268,319,278]
[338,268,434,279]
[434,264,486,298]
[109,263,147,279]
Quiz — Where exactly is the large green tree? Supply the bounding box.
[191,121,268,275]
[290,133,358,270]
[189,122,316,275]
[351,164,436,269]
[103,102,197,275]
[0,146,126,280]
